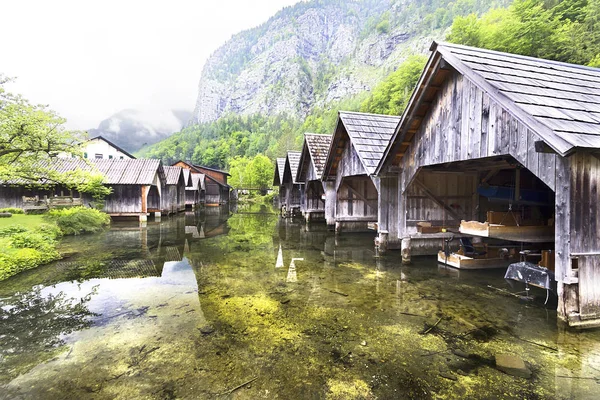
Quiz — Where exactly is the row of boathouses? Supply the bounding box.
[274,41,600,329]
[0,138,231,219]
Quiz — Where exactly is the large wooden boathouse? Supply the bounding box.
[376,41,600,328]
[0,159,167,219]
[321,111,400,232]
[297,133,332,222]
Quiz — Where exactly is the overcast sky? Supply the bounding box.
[1,0,302,130]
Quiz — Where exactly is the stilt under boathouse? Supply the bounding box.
[161,166,186,215]
[297,133,332,223]
[321,111,400,233]
[376,41,600,329]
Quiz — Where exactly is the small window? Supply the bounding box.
[109,155,113,159]
[95,153,103,159]
[120,156,124,159]
[84,152,88,159]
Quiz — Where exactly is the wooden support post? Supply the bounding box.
[141,185,149,214]
[515,168,521,203]
[325,181,336,229]
[401,237,411,265]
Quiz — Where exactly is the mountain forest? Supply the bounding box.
[138,0,600,187]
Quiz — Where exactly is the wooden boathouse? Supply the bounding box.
[281,151,304,216]
[172,161,205,208]
[297,133,332,222]
[161,166,186,215]
[173,162,230,206]
[321,111,400,232]
[376,41,600,328]
[191,165,231,206]
[273,158,287,208]
[0,159,166,219]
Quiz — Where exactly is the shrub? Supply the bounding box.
[45,207,110,235]
[0,208,24,214]
[10,231,56,251]
[0,247,60,281]
[0,225,29,237]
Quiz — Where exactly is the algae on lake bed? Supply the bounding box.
[1,210,600,399]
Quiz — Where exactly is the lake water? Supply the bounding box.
[1,205,599,399]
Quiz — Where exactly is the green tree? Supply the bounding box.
[247,154,274,190]
[228,156,251,188]
[0,75,111,202]
[0,75,84,183]
[361,55,427,116]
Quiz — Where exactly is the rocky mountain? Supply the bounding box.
[192,0,510,124]
[88,109,192,153]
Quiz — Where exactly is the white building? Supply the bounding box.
[59,136,136,160]
[81,136,135,160]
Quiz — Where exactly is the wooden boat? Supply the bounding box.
[437,250,512,270]
[459,220,554,243]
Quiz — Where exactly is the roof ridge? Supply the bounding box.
[435,41,600,75]
[339,110,401,119]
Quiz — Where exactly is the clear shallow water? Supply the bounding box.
[1,205,600,399]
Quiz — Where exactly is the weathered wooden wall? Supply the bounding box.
[398,71,558,194]
[333,140,378,226]
[405,171,477,228]
[104,185,142,214]
[555,152,600,325]
[305,181,325,211]
[185,189,198,207]
[336,177,378,220]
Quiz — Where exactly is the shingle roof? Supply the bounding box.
[163,166,183,186]
[273,158,286,186]
[300,133,332,180]
[2,159,163,186]
[95,159,162,185]
[338,111,400,175]
[286,151,302,184]
[187,173,205,191]
[182,168,191,187]
[435,42,600,154]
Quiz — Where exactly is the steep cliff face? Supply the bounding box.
[192,0,510,124]
[193,1,422,123]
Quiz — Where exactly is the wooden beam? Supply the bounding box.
[344,181,377,211]
[413,179,462,221]
[481,168,501,184]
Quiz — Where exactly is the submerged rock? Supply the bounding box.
[199,325,216,335]
[495,354,532,378]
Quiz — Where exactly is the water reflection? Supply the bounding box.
[0,207,600,399]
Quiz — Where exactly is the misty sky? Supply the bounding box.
[1,0,302,130]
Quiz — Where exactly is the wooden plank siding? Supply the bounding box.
[398,70,557,198]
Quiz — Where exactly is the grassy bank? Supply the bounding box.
[0,208,111,282]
